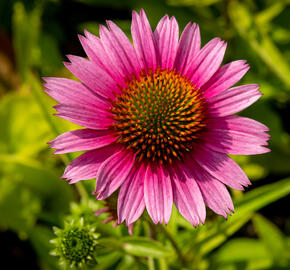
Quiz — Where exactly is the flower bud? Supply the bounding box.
[50,218,100,268]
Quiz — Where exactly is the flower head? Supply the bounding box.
[45,9,270,229]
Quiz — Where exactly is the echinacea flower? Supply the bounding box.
[45,9,270,230]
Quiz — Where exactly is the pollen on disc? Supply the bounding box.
[109,69,207,164]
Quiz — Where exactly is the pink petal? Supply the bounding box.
[94,207,110,216]
[54,104,112,130]
[154,15,179,69]
[175,23,200,73]
[202,117,270,155]
[192,144,250,190]
[118,164,146,225]
[94,150,135,200]
[170,163,206,226]
[64,55,119,99]
[207,115,270,138]
[99,21,141,80]
[184,38,226,88]
[48,129,116,154]
[43,77,109,109]
[202,60,250,98]
[128,224,134,235]
[131,9,157,71]
[190,160,234,218]
[144,165,173,224]
[208,84,262,117]
[63,144,119,183]
[79,31,126,88]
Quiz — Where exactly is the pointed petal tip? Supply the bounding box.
[221,211,228,219]
[83,29,89,35]
[83,29,96,39]
[237,185,245,191]
[96,194,107,200]
[65,54,73,61]
[77,33,85,41]
[262,147,271,153]
[200,218,205,226]
[47,140,53,145]
[132,10,138,18]
[94,207,109,216]
[42,77,50,83]
[128,224,134,235]
[99,24,107,34]
[112,221,118,227]
[103,216,115,224]
[63,61,71,68]
[170,15,176,22]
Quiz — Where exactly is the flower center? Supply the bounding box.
[109,69,207,164]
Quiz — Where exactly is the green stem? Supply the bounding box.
[159,225,187,266]
[28,71,89,200]
[148,257,155,270]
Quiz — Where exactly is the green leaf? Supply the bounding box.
[193,213,253,257]
[234,177,290,217]
[12,2,42,79]
[193,177,290,257]
[95,252,122,270]
[214,238,269,263]
[0,176,41,234]
[0,157,74,215]
[255,1,287,25]
[0,93,51,156]
[121,237,173,258]
[116,255,147,270]
[228,1,290,87]
[38,33,63,76]
[252,214,288,265]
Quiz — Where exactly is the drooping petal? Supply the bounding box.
[63,144,119,183]
[202,117,270,155]
[190,160,234,218]
[144,165,173,224]
[207,84,262,117]
[202,60,250,98]
[192,144,250,190]
[131,9,157,71]
[49,129,116,154]
[54,104,112,130]
[99,21,141,79]
[64,55,119,99]
[118,164,146,225]
[175,23,200,73]
[79,31,126,87]
[171,163,206,226]
[43,77,109,109]
[184,38,226,88]
[154,15,179,69]
[94,150,135,200]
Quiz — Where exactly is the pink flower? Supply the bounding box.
[45,9,270,229]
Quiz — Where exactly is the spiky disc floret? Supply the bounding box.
[109,69,207,165]
[50,218,100,269]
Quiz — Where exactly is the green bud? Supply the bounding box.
[50,218,100,269]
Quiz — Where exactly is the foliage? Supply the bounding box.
[0,0,289,269]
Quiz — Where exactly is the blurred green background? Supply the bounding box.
[0,0,290,269]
